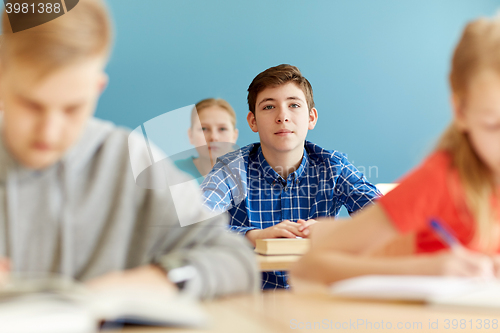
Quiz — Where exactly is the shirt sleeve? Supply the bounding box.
[200,161,234,213]
[200,157,255,236]
[336,153,382,215]
[144,158,258,299]
[201,158,249,212]
[227,209,257,235]
[377,152,451,234]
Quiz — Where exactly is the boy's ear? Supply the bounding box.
[247,111,259,133]
[98,72,109,94]
[451,94,467,132]
[308,108,318,130]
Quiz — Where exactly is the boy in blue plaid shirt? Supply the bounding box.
[201,64,381,289]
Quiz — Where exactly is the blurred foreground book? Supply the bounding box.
[0,275,208,333]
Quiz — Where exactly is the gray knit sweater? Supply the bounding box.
[0,117,258,299]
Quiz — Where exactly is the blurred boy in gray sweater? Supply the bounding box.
[0,0,257,298]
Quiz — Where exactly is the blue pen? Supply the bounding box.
[429,219,462,251]
[430,218,496,279]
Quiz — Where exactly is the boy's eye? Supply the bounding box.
[219,127,227,131]
[484,123,500,131]
[263,105,274,110]
[65,106,82,114]
[202,127,208,131]
[289,103,300,108]
[22,100,43,112]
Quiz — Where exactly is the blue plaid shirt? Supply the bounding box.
[200,141,381,289]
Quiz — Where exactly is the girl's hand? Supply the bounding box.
[429,248,495,278]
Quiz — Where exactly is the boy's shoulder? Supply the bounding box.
[203,143,260,191]
[66,117,161,178]
[304,140,350,168]
[65,117,127,165]
[68,118,189,190]
[216,142,260,167]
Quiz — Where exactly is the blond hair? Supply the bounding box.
[437,16,500,252]
[0,0,112,81]
[191,98,237,129]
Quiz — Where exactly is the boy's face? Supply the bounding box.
[454,70,500,184]
[247,82,317,156]
[0,58,108,170]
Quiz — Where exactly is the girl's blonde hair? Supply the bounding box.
[437,16,500,252]
[0,0,112,81]
[191,98,237,129]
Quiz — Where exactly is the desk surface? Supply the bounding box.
[115,288,500,333]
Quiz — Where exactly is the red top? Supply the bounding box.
[378,151,498,253]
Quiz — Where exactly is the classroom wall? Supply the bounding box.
[97,0,500,184]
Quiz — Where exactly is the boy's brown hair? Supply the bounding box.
[247,64,315,114]
[0,0,112,81]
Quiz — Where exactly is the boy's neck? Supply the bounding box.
[260,144,304,179]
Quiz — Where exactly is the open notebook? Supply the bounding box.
[0,275,208,333]
[330,275,500,309]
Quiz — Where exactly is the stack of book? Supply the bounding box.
[255,238,310,255]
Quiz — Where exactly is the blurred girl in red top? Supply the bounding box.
[291,15,500,284]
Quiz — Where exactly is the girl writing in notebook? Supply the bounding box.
[291,15,500,283]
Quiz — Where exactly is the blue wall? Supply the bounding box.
[97,0,500,184]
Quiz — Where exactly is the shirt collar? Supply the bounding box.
[256,146,309,186]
